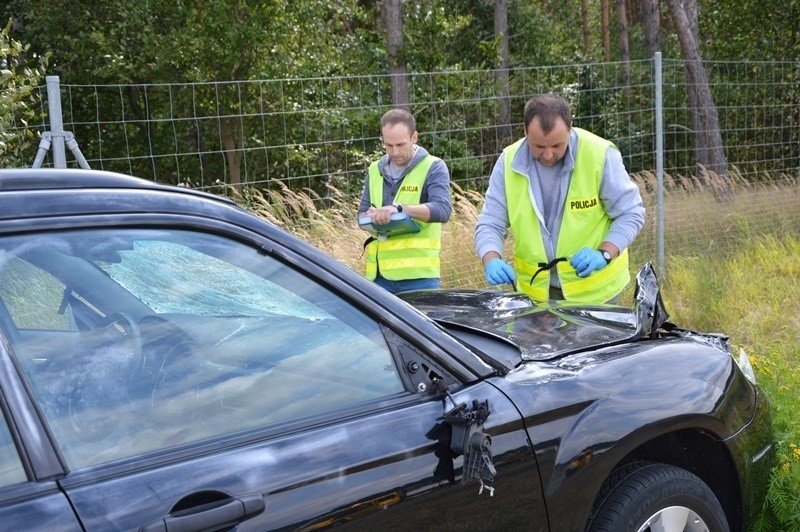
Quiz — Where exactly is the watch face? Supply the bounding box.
[601,250,612,262]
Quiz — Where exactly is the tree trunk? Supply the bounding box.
[601,0,610,60]
[665,0,729,194]
[494,0,512,144]
[615,0,631,91]
[220,116,242,189]
[581,0,590,57]
[684,0,699,42]
[643,0,661,58]
[382,0,409,109]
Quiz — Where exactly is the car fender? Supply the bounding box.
[494,338,752,529]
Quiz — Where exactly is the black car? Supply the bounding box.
[0,169,772,531]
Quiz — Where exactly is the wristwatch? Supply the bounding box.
[394,204,403,213]
[600,249,612,264]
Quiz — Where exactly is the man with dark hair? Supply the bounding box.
[475,94,644,303]
[358,109,452,293]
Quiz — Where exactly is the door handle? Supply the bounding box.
[140,494,266,532]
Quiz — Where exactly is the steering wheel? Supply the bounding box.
[95,312,143,372]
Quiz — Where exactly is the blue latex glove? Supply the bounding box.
[570,247,608,278]
[485,258,517,286]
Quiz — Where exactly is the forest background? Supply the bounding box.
[2,0,800,530]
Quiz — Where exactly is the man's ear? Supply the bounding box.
[411,131,419,144]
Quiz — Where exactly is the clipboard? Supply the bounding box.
[359,212,420,241]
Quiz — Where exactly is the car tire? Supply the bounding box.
[587,461,729,532]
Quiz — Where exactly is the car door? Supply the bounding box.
[0,223,548,531]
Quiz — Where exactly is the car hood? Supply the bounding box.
[398,263,670,362]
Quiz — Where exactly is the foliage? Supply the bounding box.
[700,0,800,61]
[401,1,494,70]
[5,0,376,83]
[398,0,576,70]
[0,19,47,168]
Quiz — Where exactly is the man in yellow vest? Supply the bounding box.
[475,94,645,304]
[358,109,452,293]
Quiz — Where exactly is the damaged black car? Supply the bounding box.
[0,169,772,531]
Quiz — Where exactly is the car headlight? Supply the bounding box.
[735,347,757,385]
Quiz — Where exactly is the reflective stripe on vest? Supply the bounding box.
[364,155,442,281]
[504,129,630,303]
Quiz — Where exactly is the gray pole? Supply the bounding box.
[654,52,665,281]
[45,76,67,168]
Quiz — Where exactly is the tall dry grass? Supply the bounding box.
[227,167,799,296]
[631,167,800,261]
[230,181,366,272]
[226,180,494,287]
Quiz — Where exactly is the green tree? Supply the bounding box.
[700,0,800,61]
[0,19,47,168]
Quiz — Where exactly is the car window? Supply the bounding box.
[0,229,404,469]
[0,411,26,487]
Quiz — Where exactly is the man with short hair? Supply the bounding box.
[359,109,452,293]
[475,94,645,303]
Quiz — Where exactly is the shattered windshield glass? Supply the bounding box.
[99,237,326,319]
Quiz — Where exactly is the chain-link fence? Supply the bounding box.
[11,56,800,283]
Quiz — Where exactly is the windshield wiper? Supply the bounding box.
[528,257,567,286]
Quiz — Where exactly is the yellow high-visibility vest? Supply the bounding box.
[365,156,442,281]
[504,128,630,303]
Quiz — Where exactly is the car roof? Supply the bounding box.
[0,168,232,201]
[0,168,240,223]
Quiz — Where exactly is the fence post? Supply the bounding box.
[654,52,666,282]
[45,75,67,168]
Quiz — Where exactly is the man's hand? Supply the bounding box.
[485,258,517,285]
[367,204,399,225]
[570,247,608,278]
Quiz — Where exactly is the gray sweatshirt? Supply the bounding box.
[475,129,645,270]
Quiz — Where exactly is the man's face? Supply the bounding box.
[525,116,570,167]
[382,122,418,169]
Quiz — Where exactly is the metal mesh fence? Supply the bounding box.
[9,57,800,283]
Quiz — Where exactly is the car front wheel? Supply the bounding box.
[587,461,729,532]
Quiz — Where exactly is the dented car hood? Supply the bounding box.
[399,263,670,362]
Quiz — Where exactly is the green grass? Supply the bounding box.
[664,237,800,531]
[232,176,800,530]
